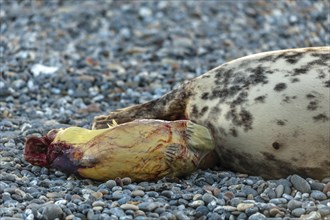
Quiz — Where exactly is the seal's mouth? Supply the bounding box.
[24,129,59,166]
[24,136,52,166]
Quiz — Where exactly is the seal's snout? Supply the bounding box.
[24,136,53,166]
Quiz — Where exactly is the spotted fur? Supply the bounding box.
[93,47,330,179]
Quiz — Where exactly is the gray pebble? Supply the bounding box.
[291,208,305,217]
[275,184,284,198]
[246,206,259,216]
[287,199,302,210]
[269,198,287,204]
[237,213,248,220]
[195,206,209,217]
[112,191,124,200]
[138,202,159,212]
[290,175,311,193]
[319,206,330,216]
[40,204,63,220]
[202,193,214,204]
[175,211,190,220]
[310,181,325,191]
[131,190,145,197]
[311,190,327,200]
[248,212,266,220]
[105,180,117,189]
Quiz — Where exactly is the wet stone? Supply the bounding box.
[290,175,311,193]
[310,181,324,191]
[202,193,214,204]
[311,190,327,200]
[138,202,159,212]
[40,204,63,220]
[120,203,139,211]
[248,212,266,220]
[292,208,306,217]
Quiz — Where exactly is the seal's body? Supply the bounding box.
[93,47,330,179]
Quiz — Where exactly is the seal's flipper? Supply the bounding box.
[92,85,192,129]
[186,121,215,151]
[165,144,182,166]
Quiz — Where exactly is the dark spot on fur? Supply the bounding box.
[307,101,318,110]
[313,114,329,122]
[200,106,208,117]
[318,70,326,79]
[201,92,209,100]
[272,142,280,150]
[232,91,248,106]
[274,83,287,92]
[309,52,330,66]
[191,105,199,118]
[254,95,266,103]
[214,68,233,85]
[218,127,227,136]
[293,67,308,76]
[247,65,269,84]
[283,52,304,64]
[306,93,316,99]
[291,78,299,83]
[226,108,253,131]
[282,96,296,103]
[258,55,274,62]
[205,122,218,139]
[324,80,330,87]
[262,152,275,160]
[239,109,253,130]
[291,157,299,162]
[276,120,286,126]
[229,127,238,137]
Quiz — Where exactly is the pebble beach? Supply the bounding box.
[1,0,329,219]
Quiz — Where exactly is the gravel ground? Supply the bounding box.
[1,0,330,219]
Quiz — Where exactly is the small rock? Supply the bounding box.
[195,206,209,217]
[237,213,248,220]
[131,190,145,197]
[122,177,132,185]
[139,7,152,17]
[120,203,139,210]
[290,175,311,193]
[175,211,190,220]
[237,203,254,211]
[323,182,330,193]
[41,204,63,220]
[246,206,259,216]
[46,192,62,198]
[91,191,103,199]
[311,190,327,200]
[104,180,117,189]
[287,199,302,210]
[319,206,330,216]
[112,191,124,200]
[310,181,324,191]
[292,208,306,217]
[248,212,266,220]
[299,211,322,220]
[188,200,205,208]
[92,201,105,207]
[31,64,58,77]
[138,202,159,211]
[275,184,284,197]
[202,193,214,204]
[224,191,235,200]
